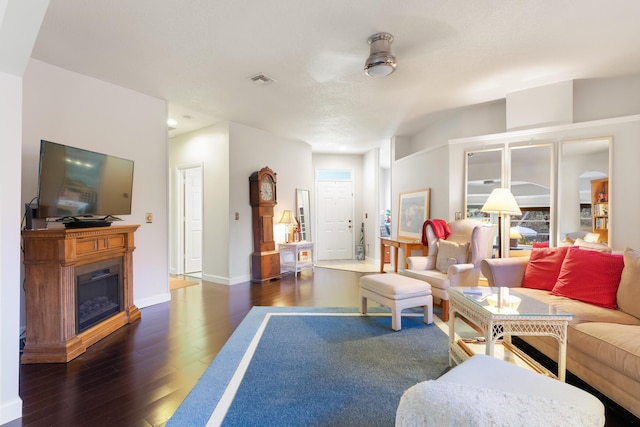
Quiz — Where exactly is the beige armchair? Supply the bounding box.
[404,219,496,321]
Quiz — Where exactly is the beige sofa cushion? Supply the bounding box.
[571,322,640,384]
[617,247,640,319]
[583,232,601,243]
[515,288,640,326]
[522,322,640,386]
[574,238,612,253]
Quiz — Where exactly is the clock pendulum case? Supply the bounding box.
[249,166,281,282]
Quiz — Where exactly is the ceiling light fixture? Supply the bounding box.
[364,32,396,77]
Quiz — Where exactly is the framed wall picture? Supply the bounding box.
[397,188,431,240]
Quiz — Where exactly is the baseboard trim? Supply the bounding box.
[135,292,171,309]
[0,396,23,425]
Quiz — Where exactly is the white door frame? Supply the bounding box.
[315,168,355,260]
[175,163,203,275]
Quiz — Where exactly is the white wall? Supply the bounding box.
[0,69,25,425]
[389,145,450,268]
[391,99,508,230]
[393,145,451,224]
[507,81,573,130]
[574,73,640,122]
[362,149,378,260]
[169,121,312,284]
[168,122,230,281]
[229,122,313,283]
[0,2,49,423]
[391,76,640,253]
[380,166,391,217]
[22,60,171,313]
[448,117,640,251]
[400,100,506,157]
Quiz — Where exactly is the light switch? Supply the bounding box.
[235,212,239,220]
[145,213,153,223]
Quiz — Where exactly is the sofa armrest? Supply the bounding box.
[449,264,480,287]
[406,256,436,271]
[480,257,528,288]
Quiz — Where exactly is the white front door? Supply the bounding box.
[184,166,202,273]
[317,180,353,260]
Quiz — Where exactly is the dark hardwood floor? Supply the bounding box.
[11,267,364,427]
[6,266,638,426]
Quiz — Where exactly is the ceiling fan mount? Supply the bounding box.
[364,32,397,77]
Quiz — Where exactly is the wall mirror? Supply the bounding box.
[558,137,611,244]
[296,189,311,241]
[509,144,553,249]
[465,148,504,219]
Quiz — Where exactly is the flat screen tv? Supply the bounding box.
[36,140,134,222]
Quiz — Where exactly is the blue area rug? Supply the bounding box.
[168,307,455,427]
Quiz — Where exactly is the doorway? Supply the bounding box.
[177,165,203,276]
[316,170,354,260]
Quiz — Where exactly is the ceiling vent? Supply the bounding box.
[248,73,277,85]
[364,32,396,77]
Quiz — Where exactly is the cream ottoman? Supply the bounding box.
[359,273,433,331]
[397,354,605,426]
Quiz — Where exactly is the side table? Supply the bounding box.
[279,241,314,275]
[379,237,427,273]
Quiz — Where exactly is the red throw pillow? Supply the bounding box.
[522,246,570,291]
[551,247,624,309]
[532,242,550,248]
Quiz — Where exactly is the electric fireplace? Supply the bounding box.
[21,225,141,363]
[76,258,123,333]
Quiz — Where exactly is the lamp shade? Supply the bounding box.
[278,210,295,224]
[509,228,523,239]
[481,188,522,216]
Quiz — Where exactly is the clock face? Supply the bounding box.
[260,179,274,201]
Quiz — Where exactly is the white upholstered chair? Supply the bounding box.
[403,219,496,321]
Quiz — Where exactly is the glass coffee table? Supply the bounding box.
[448,286,574,381]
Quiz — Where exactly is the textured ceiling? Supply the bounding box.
[31,1,640,153]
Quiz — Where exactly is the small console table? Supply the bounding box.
[279,241,314,275]
[379,237,427,273]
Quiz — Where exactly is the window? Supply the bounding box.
[511,207,550,247]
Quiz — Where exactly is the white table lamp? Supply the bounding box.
[278,210,296,243]
[481,188,521,258]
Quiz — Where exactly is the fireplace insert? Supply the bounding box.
[76,258,124,333]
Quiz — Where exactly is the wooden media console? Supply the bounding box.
[21,224,141,363]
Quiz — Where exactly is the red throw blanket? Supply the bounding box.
[422,219,451,246]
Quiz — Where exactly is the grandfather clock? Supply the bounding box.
[249,166,281,282]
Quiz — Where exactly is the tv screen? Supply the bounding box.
[36,140,134,219]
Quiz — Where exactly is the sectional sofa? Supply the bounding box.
[480,245,640,419]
